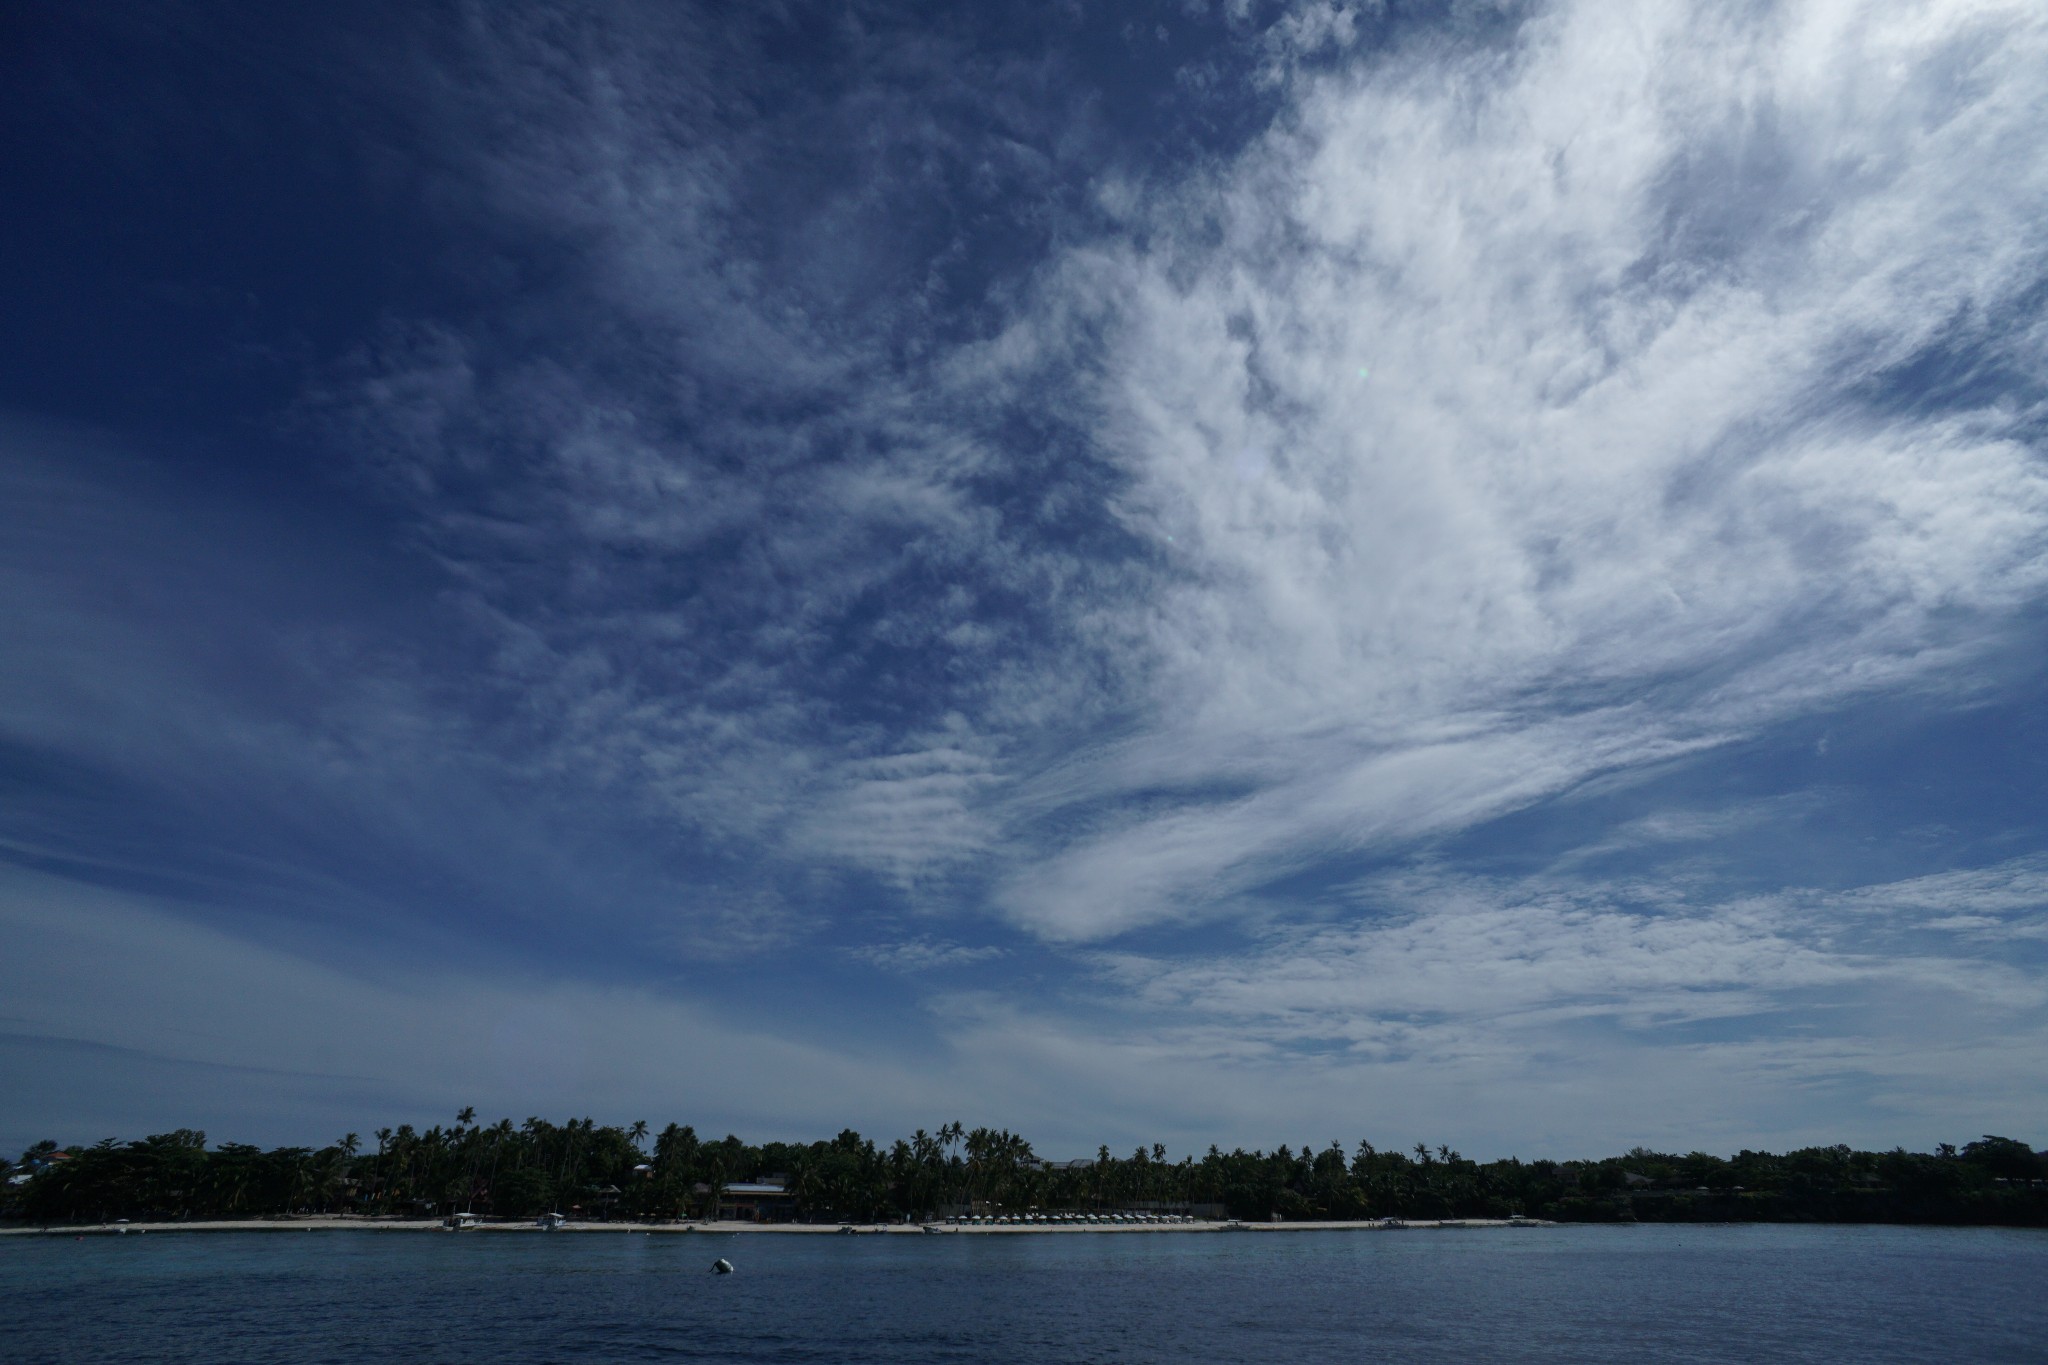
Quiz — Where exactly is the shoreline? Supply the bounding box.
[0,1216,1548,1238]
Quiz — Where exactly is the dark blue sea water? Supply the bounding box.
[2,1224,2044,1363]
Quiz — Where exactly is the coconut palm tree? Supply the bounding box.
[372,1128,392,1209]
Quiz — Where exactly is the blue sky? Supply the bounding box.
[4,0,2046,1160]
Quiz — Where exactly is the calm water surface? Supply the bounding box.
[3,1224,2044,1363]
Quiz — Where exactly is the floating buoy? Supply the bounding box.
[711,1258,734,1274]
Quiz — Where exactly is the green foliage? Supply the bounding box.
[1961,1135,2045,1182]
[4,1117,2043,1228]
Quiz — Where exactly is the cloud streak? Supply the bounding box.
[314,0,2048,950]
[5,0,2047,1153]
[989,0,2048,935]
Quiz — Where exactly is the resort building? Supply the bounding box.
[705,1179,797,1222]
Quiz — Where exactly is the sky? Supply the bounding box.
[3,0,2046,1162]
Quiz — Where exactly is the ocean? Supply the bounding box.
[3,1223,2043,1363]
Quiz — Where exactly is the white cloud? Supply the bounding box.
[1101,859,2048,1036]
[850,938,1009,972]
[13,0,2048,1157]
[973,855,2048,1150]
[988,0,2048,936]
[1828,857,2048,921]
[297,0,2048,955]
[25,3,2048,965]
[290,12,1106,929]
[1256,0,1370,81]
[794,728,1004,889]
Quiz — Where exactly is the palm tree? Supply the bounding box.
[481,1119,513,1215]
[964,1128,992,1212]
[390,1125,418,1208]
[932,1122,962,1208]
[330,1134,360,1214]
[909,1129,942,1217]
[372,1128,392,1210]
[419,1126,446,1211]
[653,1124,698,1218]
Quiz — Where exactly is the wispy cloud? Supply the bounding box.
[981,853,2048,1149]
[794,730,1004,889]
[299,0,2048,953]
[985,0,2048,936]
[283,5,1194,953]
[850,938,1009,973]
[1099,857,2048,1038]
[6,0,2046,1153]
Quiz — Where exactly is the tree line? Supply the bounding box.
[5,1115,2044,1226]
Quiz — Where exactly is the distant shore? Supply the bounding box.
[1,1215,1548,1238]
[17,1126,2039,1232]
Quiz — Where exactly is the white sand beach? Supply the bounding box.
[1,1216,1547,1237]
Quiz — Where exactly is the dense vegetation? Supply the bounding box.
[6,1116,2044,1227]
